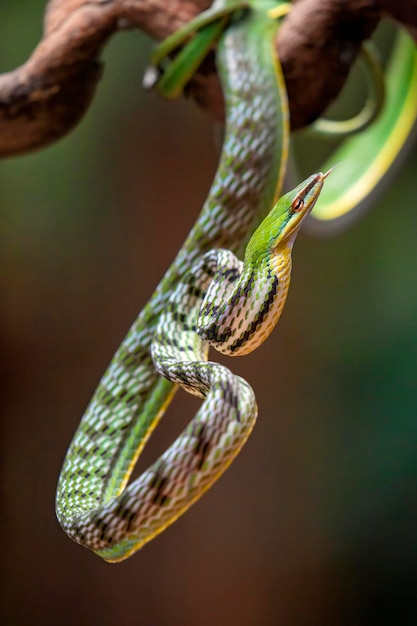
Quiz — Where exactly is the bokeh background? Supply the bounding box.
[1,2,417,624]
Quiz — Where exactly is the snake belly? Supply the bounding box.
[56,2,289,562]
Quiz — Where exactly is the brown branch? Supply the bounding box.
[0,0,416,157]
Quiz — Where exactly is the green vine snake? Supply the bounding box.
[56,0,417,561]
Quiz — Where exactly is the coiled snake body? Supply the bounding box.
[56,0,293,562]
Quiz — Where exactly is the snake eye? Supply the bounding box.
[292,197,304,212]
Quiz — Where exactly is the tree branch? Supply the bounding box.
[1,0,416,157]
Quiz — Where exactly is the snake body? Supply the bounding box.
[308,29,417,231]
[56,0,290,562]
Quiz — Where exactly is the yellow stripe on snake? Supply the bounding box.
[56,0,417,561]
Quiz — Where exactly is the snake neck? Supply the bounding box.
[225,248,292,356]
[197,246,292,357]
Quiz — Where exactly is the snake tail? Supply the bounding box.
[309,29,417,232]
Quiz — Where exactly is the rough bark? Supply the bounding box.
[0,0,416,156]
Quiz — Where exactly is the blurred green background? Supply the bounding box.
[1,2,417,624]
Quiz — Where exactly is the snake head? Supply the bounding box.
[274,170,332,247]
[245,170,331,262]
